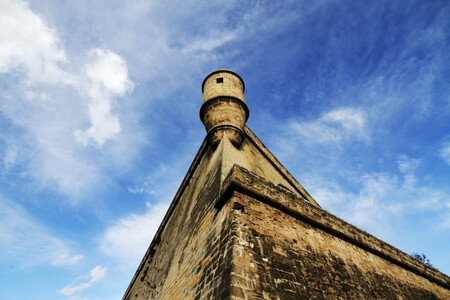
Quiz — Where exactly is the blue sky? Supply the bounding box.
[0,0,449,299]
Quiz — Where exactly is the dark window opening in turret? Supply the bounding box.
[216,77,223,83]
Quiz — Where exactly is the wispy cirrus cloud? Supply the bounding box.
[263,95,449,245]
[98,202,169,267]
[263,106,370,169]
[0,195,83,267]
[58,265,107,296]
[101,149,197,267]
[439,139,450,166]
[306,155,449,238]
[290,107,368,144]
[181,31,238,53]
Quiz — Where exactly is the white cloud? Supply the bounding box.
[0,0,139,200]
[126,152,194,197]
[75,48,133,147]
[397,155,420,188]
[3,144,18,170]
[66,296,90,300]
[85,49,133,95]
[52,253,84,266]
[290,107,368,144]
[307,155,448,238]
[181,31,238,53]
[0,0,71,84]
[126,164,170,195]
[0,0,257,201]
[58,265,107,296]
[0,195,83,266]
[101,156,194,267]
[98,202,169,266]
[439,140,450,166]
[324,108,365,130]
[397,155,420,174]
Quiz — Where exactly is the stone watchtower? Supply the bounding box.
[123,70,450,299]
[200,69,248,149]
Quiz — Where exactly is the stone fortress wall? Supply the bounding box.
[123,70,450,299]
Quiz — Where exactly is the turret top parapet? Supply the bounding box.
[202,69,245,104]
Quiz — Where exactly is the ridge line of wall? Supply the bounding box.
[243,126,319,207]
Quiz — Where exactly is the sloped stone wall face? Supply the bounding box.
[227,192,449,300]
[124,141,449,300]
[156,205,235,300]
[125,146,236,300]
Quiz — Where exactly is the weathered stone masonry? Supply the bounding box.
[123,70,450,299]
[220,166,449,299]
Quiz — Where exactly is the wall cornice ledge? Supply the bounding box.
[216,164,450,289]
